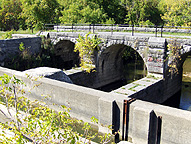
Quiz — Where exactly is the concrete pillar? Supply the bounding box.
[147,37,167,74]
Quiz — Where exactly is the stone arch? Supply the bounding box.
[179,51,191,76]
[97,43,147,86]
[103,39,147,63]
[54,40,80,69]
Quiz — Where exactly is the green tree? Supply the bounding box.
[59,0,108,24]
[159,0,191,26]
[92,0,126,24]
[123,0,163,25]
[0,0,23,31]
[21,0,61,30]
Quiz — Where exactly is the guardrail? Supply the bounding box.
[44,24,191,37]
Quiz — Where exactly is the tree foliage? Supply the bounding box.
[0,0,190,31]
[123,0,163,25]
[0,0,22,31]
[20,0,61,30]
[74,33,102,72]
[0,74,113,143]
[159,0,191,26]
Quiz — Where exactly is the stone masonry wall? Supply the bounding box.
[0,37,41,66]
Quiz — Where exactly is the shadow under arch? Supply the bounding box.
[54,40,80,70]
[162,51,191,109]
[97,44,147,92]
[179,52,191,110]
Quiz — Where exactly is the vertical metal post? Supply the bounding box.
[111,24,113,35]
[93,24,95,33]
[122,100,127,140]
[155,25,157,37]
[161,25,163,37]
[89,24,91,32]
[132,25,134,36]
[122,98,136,141]
[72,24,73,33]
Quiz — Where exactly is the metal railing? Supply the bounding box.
[44,23,191,37]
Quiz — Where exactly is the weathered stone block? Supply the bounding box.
[23,67,73,84]
[148,37,166,48]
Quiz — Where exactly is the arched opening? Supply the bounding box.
[122,46,147,83]
[54,40,80,70]
[180,54,191,111]
[97,44,147,92]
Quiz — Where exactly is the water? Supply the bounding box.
[97,46,147,92]
[179,56,191,111]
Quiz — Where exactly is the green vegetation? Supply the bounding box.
[166,39,182,76]
[0,0,190,32]
[4,37,69,71]
[146,74,161,80]
[128,83,141,91]
[0,29,39,39]
[159,0,191,27]
[0,74,113,143]
[74,33,102,72]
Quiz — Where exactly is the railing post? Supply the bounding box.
[111,24,113,35]
[132,25,134,36]
[155,25,157,37]
[161,25,163,37]
[72,24,73,33]
[89,24,91,32]
[93,24,94,33]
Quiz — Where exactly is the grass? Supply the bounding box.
[0,29,39,39]
[146,74,161,80]
[0,31,5,38]
[128,83,141,91]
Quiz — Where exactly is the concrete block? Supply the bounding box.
[154,105,191,144]
[148,37,166,48]
[23,67,73,84]
[132,106,150,144]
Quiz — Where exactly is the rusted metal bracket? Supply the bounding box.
[122,98,136,141]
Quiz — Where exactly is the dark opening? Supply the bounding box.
[97,46,147,92]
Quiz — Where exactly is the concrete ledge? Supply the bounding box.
[0,67,191,144]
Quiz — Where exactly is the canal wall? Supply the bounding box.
[0,37,41,66]
[0,66,191,144]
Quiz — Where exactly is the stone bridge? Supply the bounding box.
[47,32,191,73]
[0,32,191,143]
[42,32,191,104]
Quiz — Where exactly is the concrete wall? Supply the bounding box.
[0,37,41,65]
[0,66,191,144]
